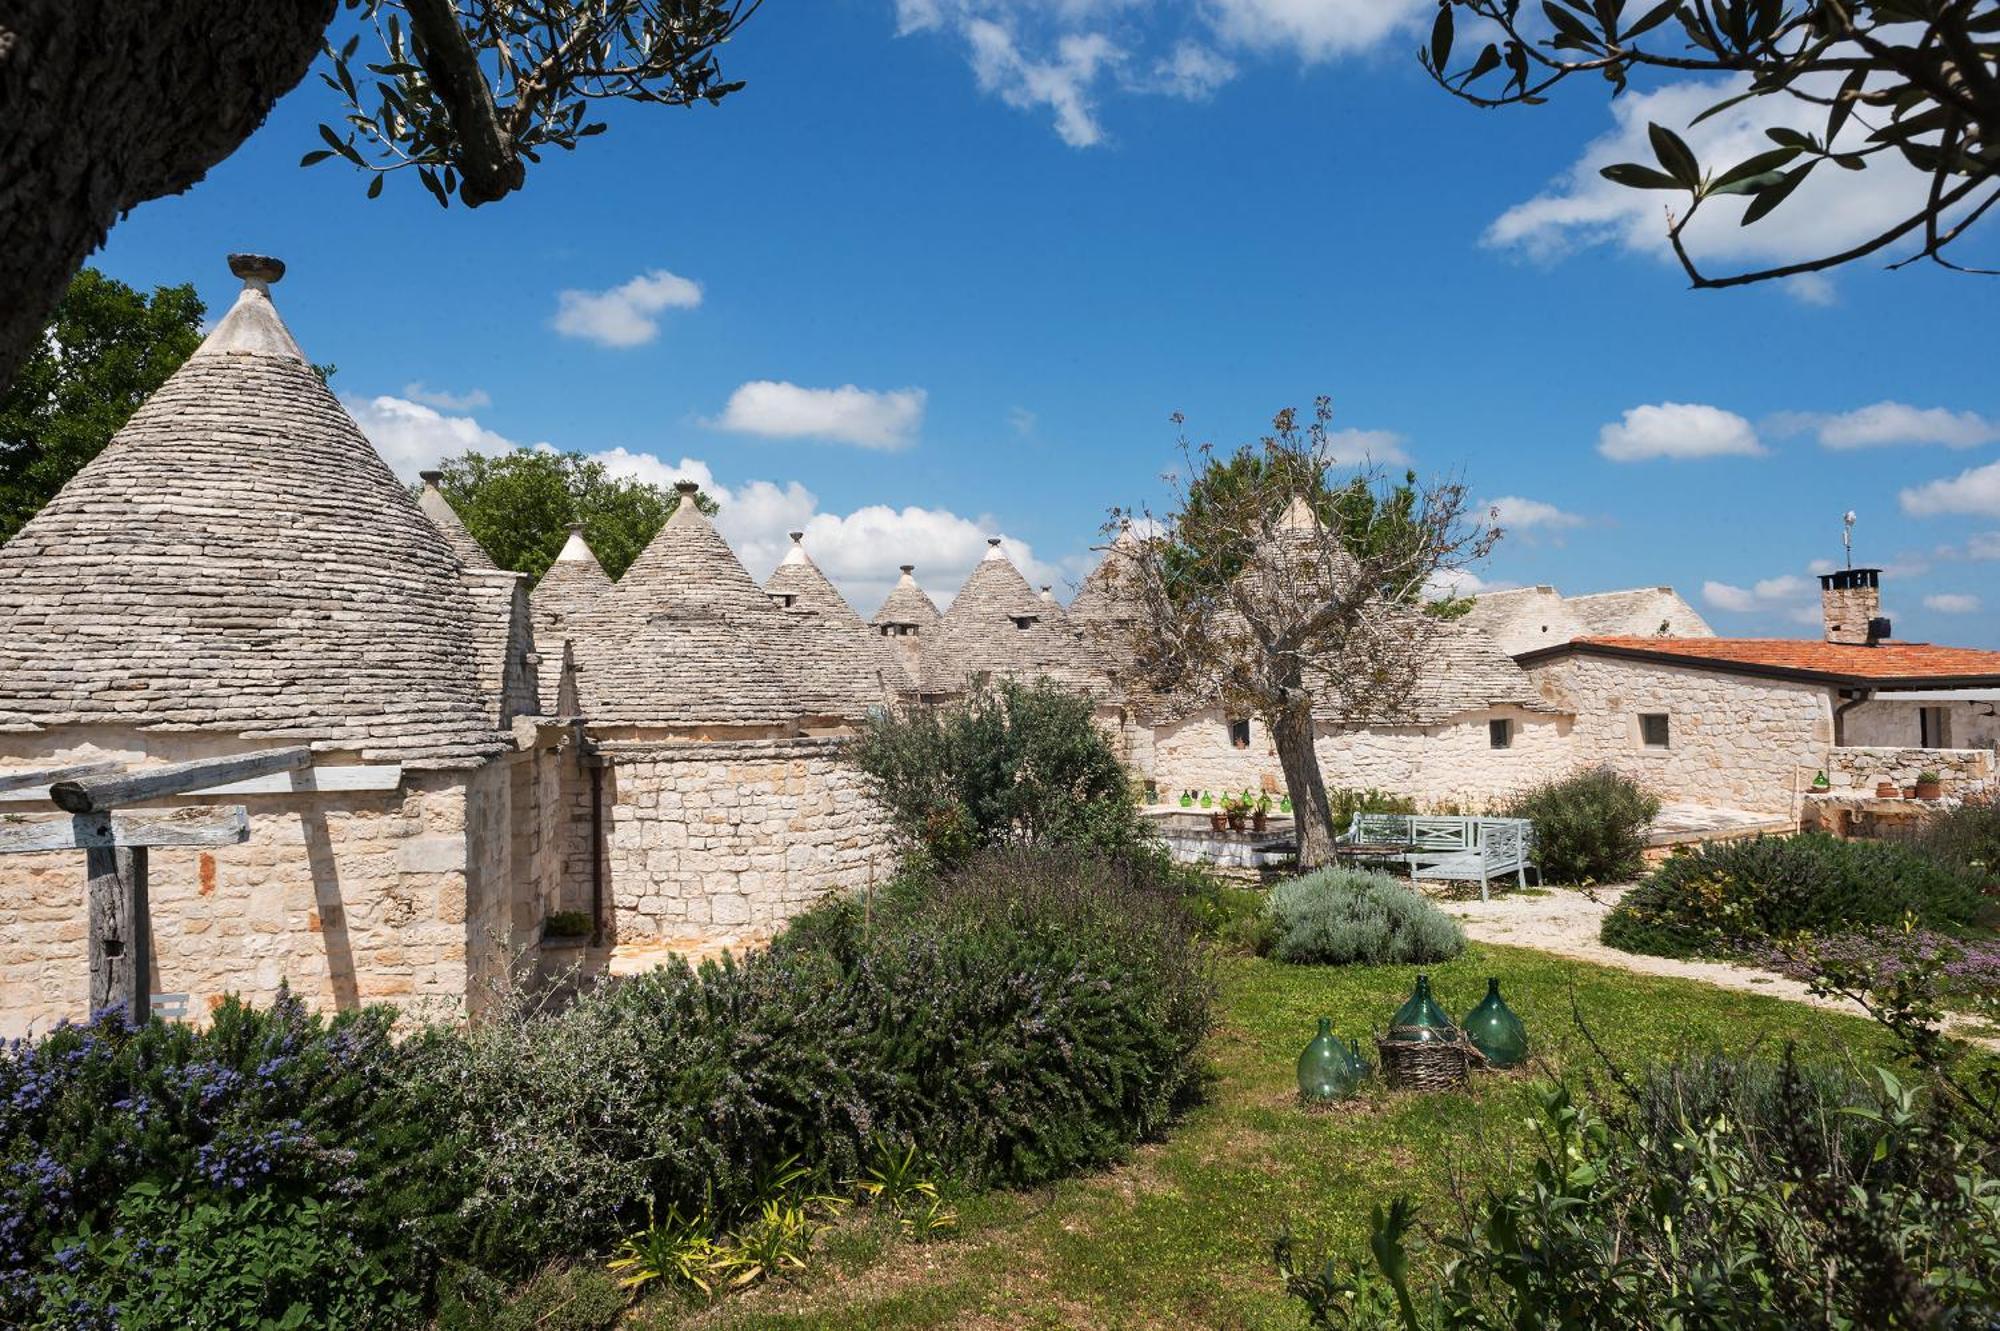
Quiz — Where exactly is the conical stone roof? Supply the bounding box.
[418,470,498,570]
[568,486,885,726]
[531,523,614,690]
[0,256,506,766]
[871,564,941,630]
[926,539,1104,697]
[765,532,862,627]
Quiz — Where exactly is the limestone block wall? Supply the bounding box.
[1525,656,1834,812]
[1823,746,1995,795]
[1148,705,1573,811]
[0,727,542,1038]
[591,736,896,947]
[1844,699,2000,751]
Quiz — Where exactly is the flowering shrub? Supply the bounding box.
[1601,832,1989,959]
[0,991,454,1328]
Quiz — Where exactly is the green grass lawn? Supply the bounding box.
[623,942,1890,1331]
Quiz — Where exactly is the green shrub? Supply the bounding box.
[436,1263,628,1331]
[1262,868,1464,966]
[0,990,453,1329]
[851,678,1154,870]
[1279,1049,2000,1329]
[1601,831,1989,959]
[1505,766,1659,884]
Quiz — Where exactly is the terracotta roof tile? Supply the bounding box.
[1548,636,2000,684]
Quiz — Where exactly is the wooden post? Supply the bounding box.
[86,846,149,1023]
[50,745,310,813]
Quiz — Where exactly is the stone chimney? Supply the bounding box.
[1819,567,1884,645]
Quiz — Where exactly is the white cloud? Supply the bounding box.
[552,269,702,348]
[964,18,1122,146]
[1924,592,1981,614]
[1140,40,1237,98]
[1702,573,1811,614]
[1485,75,1927,275]
[1487,495,1585,531]
[401,381,491,411]
[1203,0,1429,62]
[1782,273,1838,307]
[1323,427,1411,466]
[343,394,533,476]
[1597,402,1764,462]
[1772,401,2000,451]
[1901,459,2000,518]
[713,380,927,450]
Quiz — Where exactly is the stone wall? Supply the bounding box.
[592,736,896,949]
[1524,655,1833,813]
[1844,698,2000,752]
[0,727,567,1037]
[1148,704,1573,812]
[1823,745,1996,795]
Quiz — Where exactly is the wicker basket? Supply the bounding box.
[1377,1027,1486,1092]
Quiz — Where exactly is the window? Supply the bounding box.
[1639,713,1671,749]
[1920,705,1952,748]
[1011,615,1039,630]
[1228,718,1251,748]
[1489,718,1512,749]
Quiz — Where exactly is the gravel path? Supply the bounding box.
[1441,885,1998,1047]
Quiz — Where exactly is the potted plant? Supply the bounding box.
[1209,802,1229,832]
[1252,791,1272,833]
[543,909,593,944]
[1223,793,1249,832]
[1915,769,1944,799]
[1875,778,1901,799]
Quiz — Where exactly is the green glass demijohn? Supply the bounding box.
[1461,978,1529,1068]
[1298,1018,1357,1103]
[1179,790,1193,808]
[1346,1036,1371,1082]
[1385,974,1456,1043]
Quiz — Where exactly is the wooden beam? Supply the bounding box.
[50,746,310,813]
[0,806,251,853]
[0,758,123,794]
[87,846,149,1022]
[0,763,404,803]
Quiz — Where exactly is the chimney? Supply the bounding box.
[1819,567,1885,645]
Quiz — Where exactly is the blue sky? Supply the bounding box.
[90,0,2000,642]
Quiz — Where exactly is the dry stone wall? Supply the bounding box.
[1524,656,1833,812]
[1845,699,2000,752]
[1823,745,1995,795]
[592,736,895,949]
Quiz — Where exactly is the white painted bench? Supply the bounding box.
[1337,813,1537,901]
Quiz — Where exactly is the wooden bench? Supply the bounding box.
[1337,813,1537,901]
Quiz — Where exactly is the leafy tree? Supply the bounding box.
[1117,399,1499,868]
[1422,0,2000,287]
[0,270,205,544]
[0,1,761,397]
[430,447,714,580]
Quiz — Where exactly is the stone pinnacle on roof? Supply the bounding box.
[0,253,504,766]
[531,522,614,712]
[417,469,499,570]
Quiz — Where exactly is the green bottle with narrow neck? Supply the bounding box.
[1386,974,1455,1043]
[1298,1017,1356,1102]
[1462,977,1528,1067]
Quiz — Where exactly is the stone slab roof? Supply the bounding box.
[871,565,941,630]
[568,488,887,726]
[924,540,1108,698]
[1522,635,2000,688]
[532,525,614,711]
[1459,586,1589,657]
[418,472,497,570]
[0,265,506,767]
[765,532,862,627]
[463,569,539,726]
[1564,587,1713,639]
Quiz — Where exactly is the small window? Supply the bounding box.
[1228,718,1251,748]
[1639,713,1671,749]
[1920,705,1951,748]
[1011,614,1039,630]
[1489,718,1512,750]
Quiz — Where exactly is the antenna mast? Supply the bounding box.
[1842,510,1856,570]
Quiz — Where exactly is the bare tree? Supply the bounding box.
[0,0,758,398]
[1422,0,2000,288]
[1115,399,1499,868]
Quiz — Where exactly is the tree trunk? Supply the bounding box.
[0,2,335,397]
[1269,699,1337,869]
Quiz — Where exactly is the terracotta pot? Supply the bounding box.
[1226,812,1247,832]
[1209,811,1228,832]
[1252,811,1269,833]
[1916,780,1943,799]
[1876,782,1900,799]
